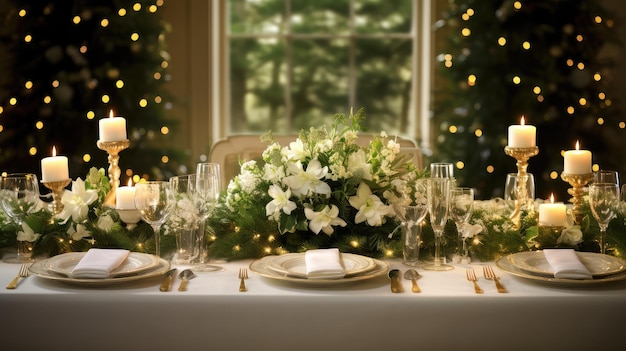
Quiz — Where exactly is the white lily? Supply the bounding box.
[286,139,308,161]
[265,185,297,217]
[17,222,41,242]
[283,159,331,197]
[304,205,347,235]
[68,223,91,241]
[96,214,115,232]
[348,182,391,226]
[347,149,372,181]
[57,178,98,224]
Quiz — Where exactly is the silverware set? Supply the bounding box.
[238,268,248,292]
[387,266,507,294]
[465,266,507,294]
[5,263,31,289]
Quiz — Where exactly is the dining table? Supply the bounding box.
[1,253,625,351]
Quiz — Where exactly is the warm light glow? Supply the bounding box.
[512,76,521,84]
[619,122,625,129]
[595,16,603,24]
[83,154,91,162]
[139,98,148,107]
[576,35,583,42]
[461,28,471,36]
[486,165,494,173]
[35,121,44,129]
[52,146,57,157]
[520,116,525,126]
[533,86,541,94]
[127,179,133,187]
[29,147,37,156]
[577,62,585,70]
[109,110,114,118]
[43,96,51,104]
[18,9,26,17]
[513,1,522,10]
[579,98,587,106]
[160,126,169,135]
[597,117,605,125]
[80,46,87,53]
[102,95,110,103]
[474,129,482,137]
[449,125,457,133]
[549,194,555,204]
[133,3,142,11]
[52,80,59,88]
[575,141,580,151]
[149,5,158,13]
[73,15,81,24]
[101,19,109,27]
[9,97,17,105]
[131,33,140,41]
[467,74,476,86]
[498,37,506,46]
[24,34,32,43]
[522,41,530,50]
[116,80,124,88]
[25,81,33,89]
[161,155,169,163]
[550,171,558,179]
[594,73,601,81]
[456,161,465,169]
[118,8,127,16]
[87,111,95,119]
[567,106,575,114]
[592,164,600,172]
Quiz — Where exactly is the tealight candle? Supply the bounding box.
[563,141,592,174]
[41,146,69,182]
[116,179,136,209]
[99,110,127,142]
[538,194,566,226]
[507,116,536,148]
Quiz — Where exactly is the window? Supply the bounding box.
[211,0,431,146]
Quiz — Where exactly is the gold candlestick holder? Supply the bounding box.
[504,146,539,228]
[97,139,130,208]
[560,172,594,225]
[42,179,72,214]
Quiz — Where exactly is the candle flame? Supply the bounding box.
[550,193,555,204]
[127,179,133,187]
[575,140,580,150]
[109,110,114,118]
[520,116,525,126]
[52,146,57,157]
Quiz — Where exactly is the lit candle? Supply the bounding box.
[116,179,136,209]
[563,141,592,174]
[507,116,536,147]
[538,194,567,226]
[41,146,69,182]
[98,110,127,142]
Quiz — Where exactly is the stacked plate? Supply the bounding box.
[29,252,170,286]
[496,251,626,286]
[250,252,388,286]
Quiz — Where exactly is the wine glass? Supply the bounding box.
[1,173,40,263]
[449,187,474,263]
[423,177,453,271]
[504,173,535,213]
[589,183,619,255]
[134,181,174,257]
[430,162,454,179]
[194,162,223,271]
[594,170,619,186]
[394,179,428,266]
[169,174,200,264]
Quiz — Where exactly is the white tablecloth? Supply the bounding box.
[1,257,625,351]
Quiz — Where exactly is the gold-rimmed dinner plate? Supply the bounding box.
[496,254,626,286]
[29,257,170,286]
[507,251,626,278]
[250,254,388,286]
[267,252,377,279]
[44,252,160,278]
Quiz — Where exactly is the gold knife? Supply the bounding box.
[388,269,404,293]
[159,268,177,292]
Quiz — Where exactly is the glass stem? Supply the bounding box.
[434,232,444,266]
[152,224,161,257]
[600,227,607,255]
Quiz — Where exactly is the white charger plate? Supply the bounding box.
[44,252,160,278]
[29,257,170,286]
[507,251,626,277]
[250,254,388,286]
[267,252,376,279]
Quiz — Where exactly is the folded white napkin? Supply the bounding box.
[71,248,130,279]
[543,249,592,280]
[304,248,346,279]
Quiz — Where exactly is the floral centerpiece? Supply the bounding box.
[208,109,427,259]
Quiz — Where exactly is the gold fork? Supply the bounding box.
[238,268,248,292]
[6,263,31,289]
[483,265,507,293]
[466,268,483,294]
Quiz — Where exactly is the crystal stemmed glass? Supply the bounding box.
[430,162,454,179]
[394,179,428,266]
[594,170,619,187]
[504,172,535,213]
[589,183,619,255]
[449,187,474,262]
[193,162,222,271]
[0,173,40,263]
[169,174,200,264]
[134,181,174,258]
[424,177,453,271]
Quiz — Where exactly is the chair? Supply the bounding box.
[209,134,422,188]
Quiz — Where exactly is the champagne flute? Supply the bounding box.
[134,181,174,257]
[423,177,453,271]
[194,162,223,271]
[450,187,474,262]
[0,173,40,263]
[589,183,619,255]
[394,179,428,266]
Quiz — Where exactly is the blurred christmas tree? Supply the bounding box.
[0,0,185,182]
[433,0,622,200]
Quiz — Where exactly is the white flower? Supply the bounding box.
[347,149,372,181]
[557,225,583,246]
[283,159,331,197]
[286,139,308,161]
[57,178,98,224]
[68,223,91,241]
[460,223,483,239]
[96,214,115,232]
[304,205,347,235]
[348,182,391,226]
[263,163,285,183]
[265,185,297,217]
[17,222,41,242]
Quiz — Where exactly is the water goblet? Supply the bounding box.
[423,178,453,271]
[194,162,223,272]
[134,181,174,257]
[504,173,535,212]
[589,183,619,255]
[450,187,474,263]
[430,162,454,179]
[169,174,200,264]
[394,179,428,266]
[1,173,40,263]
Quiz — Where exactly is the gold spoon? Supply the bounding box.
[177,269,196,291]
[403,268,421,293]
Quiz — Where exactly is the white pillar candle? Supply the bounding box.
[507,116,536,147]
[41,146,69,182]
[99,110,127,142]
[538,194,566,226]
[116,180,136,209]
[563,141,592,174]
